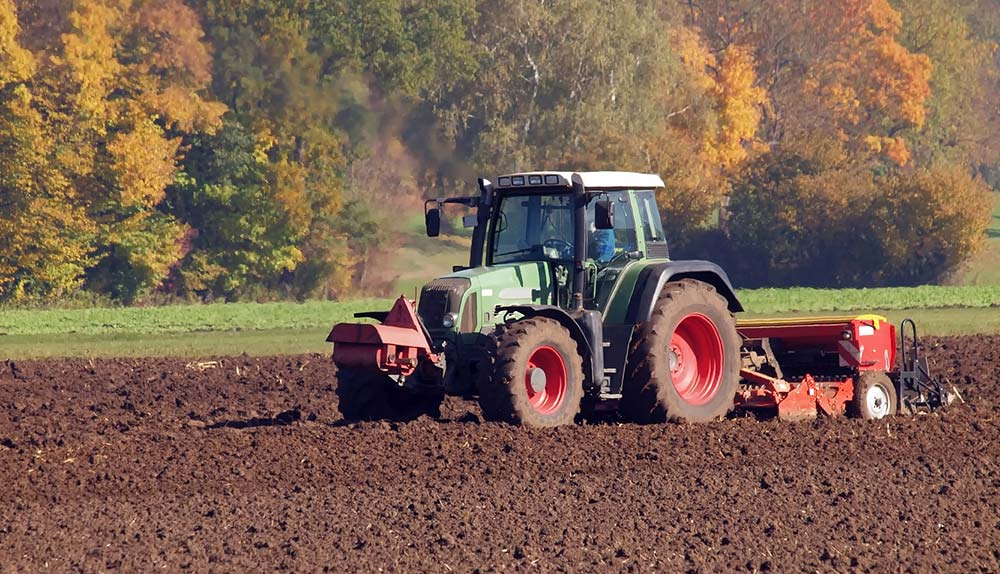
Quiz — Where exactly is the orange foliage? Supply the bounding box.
[673,29,766,171]
[799,0,932,160]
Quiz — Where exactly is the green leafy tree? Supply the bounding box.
[171,120,310,298]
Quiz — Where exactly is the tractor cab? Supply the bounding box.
[486,172,672,312]
[426,171,672,312]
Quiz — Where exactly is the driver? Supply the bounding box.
[589,222,615,262]
[587,202,615,262]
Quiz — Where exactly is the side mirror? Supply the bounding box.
[595,200,615,230]
[425,202,441,237]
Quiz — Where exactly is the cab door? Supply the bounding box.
[634,190,670,260]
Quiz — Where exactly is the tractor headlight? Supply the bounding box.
[442,313,458,329]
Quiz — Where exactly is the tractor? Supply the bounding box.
[328,171,951,426]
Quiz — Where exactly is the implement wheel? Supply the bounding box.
[621,279,740,423]
[478,318,584,427]
[850,371,897,420]
[335,366,442,422]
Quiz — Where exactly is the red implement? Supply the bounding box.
[737,315,896,372]
[734,315,891,420]
[327,296,437,377]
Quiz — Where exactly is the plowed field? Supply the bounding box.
[1,336,998,573]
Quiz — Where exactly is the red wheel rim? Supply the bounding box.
[524,346,568,415]
[668,313,724,405]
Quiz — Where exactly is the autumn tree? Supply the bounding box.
[686,0,932,167]
[12,0,225,302]
[0,0,94,301]
[0,0,995,302]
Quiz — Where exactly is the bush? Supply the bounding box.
[720,150,993,288]
[874,165,994,284]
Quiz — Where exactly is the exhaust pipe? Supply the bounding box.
[571,174,587,312]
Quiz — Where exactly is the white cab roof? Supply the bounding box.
[494,171,664,190]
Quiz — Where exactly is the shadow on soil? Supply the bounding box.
[206,409,304,430]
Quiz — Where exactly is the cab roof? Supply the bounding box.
[494,171,665,190]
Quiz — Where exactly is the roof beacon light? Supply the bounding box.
[511,176,525,186]
[528,175,543,185]
[544,175,559,185]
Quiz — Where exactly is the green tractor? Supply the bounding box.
[329,171,745,426]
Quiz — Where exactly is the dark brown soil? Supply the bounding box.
[1,335,998,573]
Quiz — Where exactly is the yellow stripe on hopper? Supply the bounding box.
[736,314,888,328]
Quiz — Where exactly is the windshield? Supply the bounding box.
[489,190,641,265]
[491,193,575,264]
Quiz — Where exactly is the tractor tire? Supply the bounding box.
[621,279,740,423]
[335,366,443,422]
[478,318,585,427]
[850,371,897,420]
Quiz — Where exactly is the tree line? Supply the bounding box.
[0,0,996,303]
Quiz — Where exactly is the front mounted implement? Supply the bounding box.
[327,296,438,379]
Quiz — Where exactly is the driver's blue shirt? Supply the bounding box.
[591,229,615,262]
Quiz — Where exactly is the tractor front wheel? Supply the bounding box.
[335,366,443,422]
[621,279,740,423]
[478,318,584,427]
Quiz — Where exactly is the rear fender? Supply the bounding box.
[623,261,743,323]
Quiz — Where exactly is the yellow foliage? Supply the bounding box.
[131,0,226,131]
[706,44,767,170]
[867,0,903,35]
[672,27,717,93]
[0,0,34,85]
[884,137,911,166]
[106,114,180,209]
[271,160,313,234]
[0,78,95,300]
[803,0,932,152]
[60,0,125,123]
[672,30,766,172]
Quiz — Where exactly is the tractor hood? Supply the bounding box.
[419,262,555,335]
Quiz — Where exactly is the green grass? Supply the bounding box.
[954,192,1000,285]
[0,285,997,359]
[2,286,995,338]
[0,299,393,336]
[738,285,1000,314]
[2,307,993,360]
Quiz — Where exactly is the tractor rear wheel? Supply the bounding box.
[478,318,585,427]
[850,371,897,420]
[335,366,443,422]
[621,279,740,423]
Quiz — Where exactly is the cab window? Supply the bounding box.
[587,191,637,263]
[635,190,666,243]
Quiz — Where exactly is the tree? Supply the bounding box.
[437,1,750,239]
[14,0,225,302]
[686,0,932,167]
[874,165,994,284]
[0,0,94,300]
